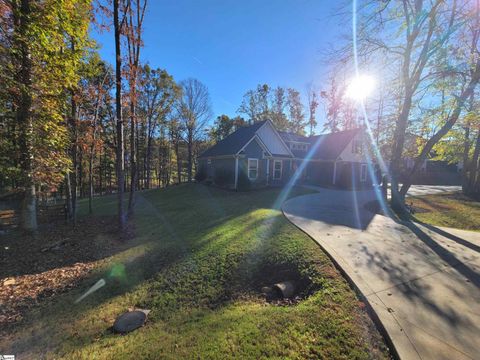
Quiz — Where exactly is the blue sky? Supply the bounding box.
[92,0,345,132]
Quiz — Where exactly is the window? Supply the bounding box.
[360,164,367,182]
[248,158,258,180]
[273,160,282,180]
[352,140,363,154]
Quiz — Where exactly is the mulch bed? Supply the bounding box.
[0,216,132,328]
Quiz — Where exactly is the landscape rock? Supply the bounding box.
[113,309,150,334]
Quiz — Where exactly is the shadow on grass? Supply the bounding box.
[0,215,141,279]
[3,185,308,357]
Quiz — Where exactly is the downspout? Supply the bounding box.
[234,156,239,190]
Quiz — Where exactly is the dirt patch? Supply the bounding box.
[0,216,133,328]
[253,262,313,306]
[1,216,131,278]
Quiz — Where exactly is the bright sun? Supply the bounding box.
[346,75,375,101]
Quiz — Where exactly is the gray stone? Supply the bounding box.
[113,310,148,333]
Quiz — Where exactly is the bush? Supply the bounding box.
[195,166,207,182]
[237,170,251,191]
[214,168,232,187]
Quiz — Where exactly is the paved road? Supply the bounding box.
[283,188,480,360]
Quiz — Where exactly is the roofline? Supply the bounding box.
[307,128,363,162]
[198,154,236,160]
[259,120,295,157]
[235,134,272,156]
[252,134,273,156]
[286,140,310,144]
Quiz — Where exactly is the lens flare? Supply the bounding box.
[74,278,106,304]
[346,75,375,101]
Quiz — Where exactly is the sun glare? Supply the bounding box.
[346,75,375,101]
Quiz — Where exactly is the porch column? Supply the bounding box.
[332,161,337,185]
[266,158,270,185]
[234,157,239,190]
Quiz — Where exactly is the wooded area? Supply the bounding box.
[1,0,479,231]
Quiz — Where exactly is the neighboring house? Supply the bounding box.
[399,133,462,185]
[197,120,374,190]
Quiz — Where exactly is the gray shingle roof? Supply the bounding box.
[199,121,266,158]
[279,128,362,160]
[307,128,361,160]
[277,131,309,143]
[278,132,309,158]
[200,121,361,161]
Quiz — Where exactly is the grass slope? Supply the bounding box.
[1,184,388,359]
[409,192,480,231]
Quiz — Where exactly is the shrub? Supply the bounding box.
[214,168,232,187]
[237,170,251,191]
[195,166,207,182]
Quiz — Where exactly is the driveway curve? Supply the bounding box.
[283,188,480,360]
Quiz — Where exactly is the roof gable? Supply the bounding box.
[256,121,293,157]
[199,121,266,158]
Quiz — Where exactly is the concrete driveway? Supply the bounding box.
[403,185,462,197]
[283,188,480,360]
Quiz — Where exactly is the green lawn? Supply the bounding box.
[409,192,480,231]
[1,184,388,359]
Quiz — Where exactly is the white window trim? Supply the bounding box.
[248,158,258,180]
[360,163,367,182]
[273,160,282,180]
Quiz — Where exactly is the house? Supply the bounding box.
[197,120,374,189]
[399,133,462,185]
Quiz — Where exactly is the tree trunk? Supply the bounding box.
[187,130,193,182]
[399,61,480,198]
[16,0,37,232]
[462,125,471,190]
[88,151,94,214]
[128,100,136,217]
[65,173,72,219]
[99,147,103,196]
[175,141,182,184]
[78,149,83,198]
[145,130,153,189]
[114,0,125,230]
[389,90,413,214]
[69,87,78,226]
[467,131,480,193]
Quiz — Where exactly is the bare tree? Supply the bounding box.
[306,84,318,136]
[138,66,179,188]
[177,78,212,182]
[124,0,147,217]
